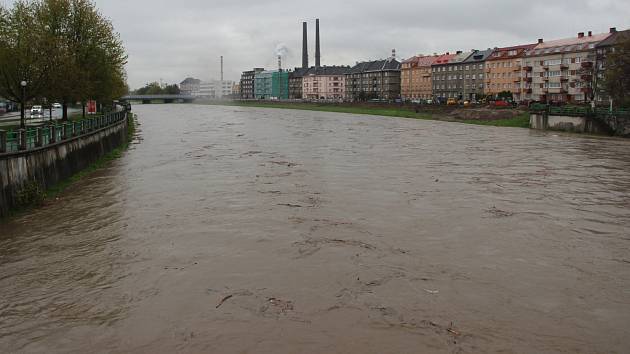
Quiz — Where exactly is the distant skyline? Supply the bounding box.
[3,0,630,89]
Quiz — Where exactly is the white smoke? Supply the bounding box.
[275,43,290,57]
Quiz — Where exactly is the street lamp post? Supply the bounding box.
[20,81,27,130]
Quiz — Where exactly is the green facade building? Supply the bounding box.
[254,70,289,100]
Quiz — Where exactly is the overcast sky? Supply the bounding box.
[4,0,630,89]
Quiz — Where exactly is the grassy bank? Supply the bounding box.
[2,113,136,219]
[203,101,531,128]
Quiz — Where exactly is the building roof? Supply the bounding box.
[349,58,401,74]
[526,31,612,56]
[307,66,351,76]
[463,48,494,63]
[449,51,474,64]
[486,43,538,61]
[596,29,630,47]
[180,77,201,85]
[432,53,457,66]
[402,55,440,67]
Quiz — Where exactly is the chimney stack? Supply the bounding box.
[278,55,282,72]
[588,31,592,37]
[610,27,617,33]
[578,32,585,38]
[302,22,308,69]
[315,18,321,68]
[220,56,224,81]
[538,38,544,44]
[391,49,396,58]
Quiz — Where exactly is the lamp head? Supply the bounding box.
[20,81,27,87]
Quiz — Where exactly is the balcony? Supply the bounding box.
[523,66,533,71]
[525,88,532,94]
[513,66,521,72]
[513,77,521,83]
[581,74,593,81]
[560,76,569,82]
[581,87,593,93]
[560,64,569,70]
[581,61,593,69]
[525,77,533,83]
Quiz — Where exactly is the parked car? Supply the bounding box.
[52,103,62,109]
[30,105,43,116]
[493,100,510,107]
[447,98,458,106]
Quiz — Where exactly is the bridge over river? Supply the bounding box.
[1,104,630,353]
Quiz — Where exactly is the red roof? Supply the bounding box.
[486,43,538,61]
[535,32,611,49]
[403,55,440,67]
[432,53,457,65]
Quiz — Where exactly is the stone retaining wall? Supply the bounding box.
[0,114,128,217]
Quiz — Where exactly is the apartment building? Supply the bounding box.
[345,57,401,101]
[485,43,537,102]
[523,31,612,103]
[254,70,289,100]
[461,49,493,100]
[199,80,235,98]
[302,66,350,100]
[431,51,472,101]
[594,28,629,104]
[401,55,439,100]
[289,67,310,99]
[240,68,264,99]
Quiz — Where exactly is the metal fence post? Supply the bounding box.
[36,128,43,147]
[19,129,26,150]
[62,124,68,140]
[50,125,56,143]
[0,130,6,153]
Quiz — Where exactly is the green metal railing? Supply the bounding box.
[530,104,630,119]
[0,110,128,154]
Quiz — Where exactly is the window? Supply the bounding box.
[543,59,562,66]
[465,65,470,71]
[508,50,517,56]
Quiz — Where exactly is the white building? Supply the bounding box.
[198,80,235,98]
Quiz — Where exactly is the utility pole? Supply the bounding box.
[20,81,27,130]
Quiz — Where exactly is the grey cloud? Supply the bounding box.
[3,0,629,88]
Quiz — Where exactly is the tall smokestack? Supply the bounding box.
[302,22,308,69]
[278,55,282,72]
[220,56,224,81]
[315,18,321,68]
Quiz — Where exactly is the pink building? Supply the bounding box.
[302,66,350,100]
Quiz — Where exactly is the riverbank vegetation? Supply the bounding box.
[0,0,127,120]
[205,101,531,128]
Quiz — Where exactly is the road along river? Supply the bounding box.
[1,104,629,353]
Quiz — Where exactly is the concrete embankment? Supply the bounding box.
[0,114,129,217]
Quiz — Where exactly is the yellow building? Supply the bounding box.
[485,43,537,102]
[401,55,439,100]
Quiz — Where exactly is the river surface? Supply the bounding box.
[1,104,630,353]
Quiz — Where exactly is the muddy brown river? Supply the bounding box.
[1,104,630,353]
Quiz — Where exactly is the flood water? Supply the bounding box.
[1,104,630,353]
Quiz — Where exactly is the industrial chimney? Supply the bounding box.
[315,18,321,68]
[278,55,282,72]
[220,56,224,82]
[302,22,308,69]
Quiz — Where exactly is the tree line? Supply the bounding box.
[0,0,127,120]
[132,82,180,95]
